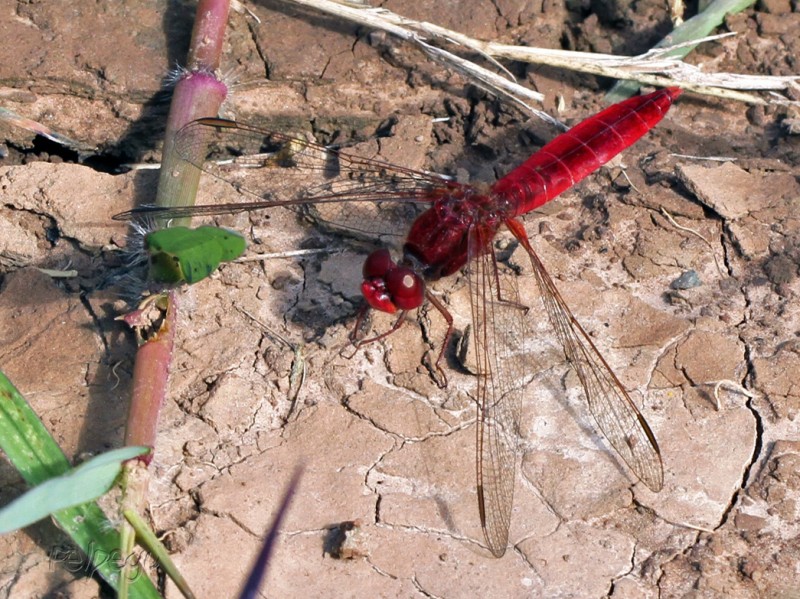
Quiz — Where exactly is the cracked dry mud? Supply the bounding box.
[1,1,800,598]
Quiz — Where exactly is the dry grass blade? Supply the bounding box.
[280,0,800,109]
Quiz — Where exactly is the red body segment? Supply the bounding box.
[403,187,501,281]
[399,88,681,290]
[496,87,681,215]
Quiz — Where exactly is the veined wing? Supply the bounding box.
[505,219,663,492]
[467,225,528,557]
[115,118,459,242]
[178,118,450,197]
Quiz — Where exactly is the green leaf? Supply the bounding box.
[0,372,71,483]
[124,508,196,599]
[0,446,149,534]
[0,372,161,598]
[145,225,247,284]
[607,0,757,102]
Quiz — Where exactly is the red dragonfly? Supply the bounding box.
[116,87,681,557]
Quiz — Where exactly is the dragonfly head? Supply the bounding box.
[361,249,424,314]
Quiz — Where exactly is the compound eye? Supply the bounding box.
[385,267,424,310]
[363,249,395,279]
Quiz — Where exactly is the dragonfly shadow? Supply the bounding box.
[533,363,641,485]
[243,216,380,342]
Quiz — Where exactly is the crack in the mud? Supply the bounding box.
[411,575,442,599]
[222,511,262,538]
[246,18,271,79]
[654,526,704,596]
[706,245,762,529]
[606,539,643,596]
[716,374,763,531]
[374,492,382,524]
[341,381,473,443]
[719,229,736,278]
[318,55,334,80]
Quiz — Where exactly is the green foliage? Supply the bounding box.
[0,371,161,598]
[0,446,148,533]
[145,225,247,284]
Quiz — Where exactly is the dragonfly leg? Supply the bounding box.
[351,308,408,348]
[424,292,453,388]
[348,296,451,389]
[349,304,373,345]
[490,237,529,311]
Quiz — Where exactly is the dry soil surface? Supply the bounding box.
[1,1,800,598]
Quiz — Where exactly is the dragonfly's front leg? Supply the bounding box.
[347,299,451,389]
[348,305,408,348]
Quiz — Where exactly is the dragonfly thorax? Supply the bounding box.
[404,188,507,282]
[361,248,425,314]
[432,187,511,227]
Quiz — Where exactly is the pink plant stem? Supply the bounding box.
[126,0,231,457]
[187,0,230,69]
[155,0,230,222]
[120,3,228,587]
[123,292,178,460]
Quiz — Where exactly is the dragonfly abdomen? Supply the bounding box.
[492,87,682,216]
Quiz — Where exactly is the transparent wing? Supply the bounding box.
[467,227,528,557]
[116,118,460,243]
[506,219,663,492]
[177,119,448,199]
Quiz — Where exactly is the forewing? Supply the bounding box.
[514,229,663,492]
[165,118,454,243]
[467,227,528,557]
